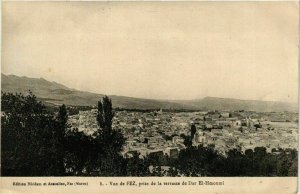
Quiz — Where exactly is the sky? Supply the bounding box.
[2,2,299,102]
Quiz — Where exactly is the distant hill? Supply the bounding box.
[173,97,298,112]
[1,74,298,112]
[1,74,195,109]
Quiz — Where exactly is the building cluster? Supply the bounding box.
[69,109,298,158]
[69,109,98,135]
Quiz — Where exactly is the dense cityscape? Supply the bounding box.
[2,92,298,177]
[69,108,298,159]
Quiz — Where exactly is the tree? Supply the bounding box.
[54,104,70,175]
[89,96,126,176]
[182,134,192,148]
[125,154,150,176]
[64,128,99,176]
[225,149,244,176]
[254,123,262,131]
[172,146,227,176]
[191,124,197,141]
[97,96,114,133]
[1,92,64,176]
[57,104,68,129]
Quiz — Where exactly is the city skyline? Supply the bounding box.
[2,2,299,103]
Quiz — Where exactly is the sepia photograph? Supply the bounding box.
[1,1,299,193]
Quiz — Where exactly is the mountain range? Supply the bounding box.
[1,73,298,112]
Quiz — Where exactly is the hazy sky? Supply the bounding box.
[2,2,299,102]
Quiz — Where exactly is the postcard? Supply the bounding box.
[1,1,298,194]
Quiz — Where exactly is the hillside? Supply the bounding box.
[1,74,195,109]
[1,74,297,112]
[175,97,298,112]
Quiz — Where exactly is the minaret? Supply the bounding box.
[159,108,163,114]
